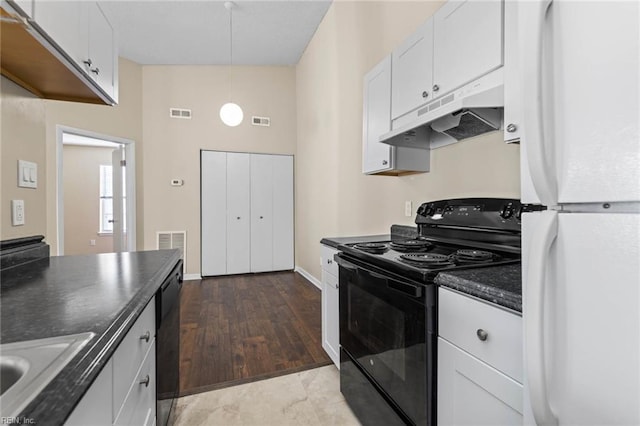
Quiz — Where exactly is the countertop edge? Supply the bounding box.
[20,250,182,425]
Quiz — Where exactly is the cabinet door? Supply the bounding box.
[271,155,294,271]
[8,0,34,18]
[227,153,251,275]
[362,55,392,174]
[88,3,116,99]
[433,0,503,98]
[250,154,274,273]
[391,19,434,119]
[503,0,520,144]
[32,0,88,69]
[65,359,113,426]
[201,151,227,276]
[321,269,340,367]
[438,338,522,426]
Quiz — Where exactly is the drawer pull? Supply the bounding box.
[139,375,150,387]
[476,329,488,341]
[327,259,333,264]
[140,331,151,342]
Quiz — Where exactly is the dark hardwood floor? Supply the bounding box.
[179,271,331,396]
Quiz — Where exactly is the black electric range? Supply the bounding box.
[335,198,538,426]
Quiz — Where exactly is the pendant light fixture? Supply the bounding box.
[220,1,243,127]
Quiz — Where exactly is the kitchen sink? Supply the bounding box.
[0,332,94,417]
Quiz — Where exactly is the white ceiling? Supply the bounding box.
[97,0,332,66]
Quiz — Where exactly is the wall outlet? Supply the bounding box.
[405,201,413,217]
[90,239,96,246]
[11,200,25,226]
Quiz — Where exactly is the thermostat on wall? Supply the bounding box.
[171,179,184,186]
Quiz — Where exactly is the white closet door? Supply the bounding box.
[226,153,251,274]
[250,154,274,273]
[272,155,294,270]
[201,151,227,276]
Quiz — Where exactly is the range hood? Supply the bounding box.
[381,68,503,149]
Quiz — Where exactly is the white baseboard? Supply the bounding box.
[294,266,322,290]
[183,273,202,281]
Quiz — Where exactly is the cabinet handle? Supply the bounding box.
[237,216,241,220]
[91,67,100,75]
[422,91,428,98]
[382,160,388,166]
[260,216,264,219]
[140,331,150,342]
[327,259,332,264]
[433,84,440,92]
[506,123,518,133]
[476,329,488,341]
[83,59,92,67]
[139,375,150,387]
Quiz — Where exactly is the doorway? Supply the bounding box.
[56,126,136,255]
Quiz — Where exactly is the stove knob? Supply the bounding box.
[500,203,514,219]
[417,204,435,217]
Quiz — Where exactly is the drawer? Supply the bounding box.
[438,287,523,382]
[321,244,339,276]
[115,341,156,426]
[113,299,156,418]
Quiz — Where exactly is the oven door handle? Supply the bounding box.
[362,269,423,298]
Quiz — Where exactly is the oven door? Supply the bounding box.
[337,254,430,426]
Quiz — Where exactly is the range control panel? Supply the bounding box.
[415,198,543,232]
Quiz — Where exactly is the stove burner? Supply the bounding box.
[353,242,389,254]
[389,239,433,252]
[398,253,455,268]
[453,249,498,264]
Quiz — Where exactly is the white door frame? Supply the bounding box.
[56,125,137,255]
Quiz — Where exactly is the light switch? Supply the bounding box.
[12,200,25,226]
[405,201,413,217]
[18,160,37,188]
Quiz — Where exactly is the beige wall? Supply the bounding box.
[295,1,521,280]
[62,145,114,255]
[45,58,143,254]
[0,78,47,240]
[142,65,297,275]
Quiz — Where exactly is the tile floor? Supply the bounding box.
[174,365,361,426]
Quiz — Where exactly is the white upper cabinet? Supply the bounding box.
[7,0,33,18]
[363,55,392,174]
[391,19,434,120]
[29,1,117,104]
[503,0,521,143]
[32,1,88,69]
[433,0,503,98]
[88,2,117,101]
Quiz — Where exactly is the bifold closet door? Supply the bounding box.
[272,155,294,271]
[250,154,274,273]
[201,151,227,276]
[226,153,251,274]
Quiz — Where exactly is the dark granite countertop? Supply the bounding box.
[0,249,181,425]
[320,224,418,249]
[435,264,522,313]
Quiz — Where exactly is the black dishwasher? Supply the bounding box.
[156,259,182,426]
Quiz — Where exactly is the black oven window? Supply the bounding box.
[348,284,406,380]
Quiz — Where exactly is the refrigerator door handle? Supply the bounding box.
[525,210,559,426]
[520,0,557,207]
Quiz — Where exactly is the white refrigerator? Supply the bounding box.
[517,1,640,425]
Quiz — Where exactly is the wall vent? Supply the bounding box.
[157,231,186,266]
[251,116,270,126]
[169,108,192,119]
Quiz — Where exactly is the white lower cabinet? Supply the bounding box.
[437,287,523,425]
[65,299,156,426]
[320,245,339,368]
[65,358,113,426]
[438,339,523,426]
